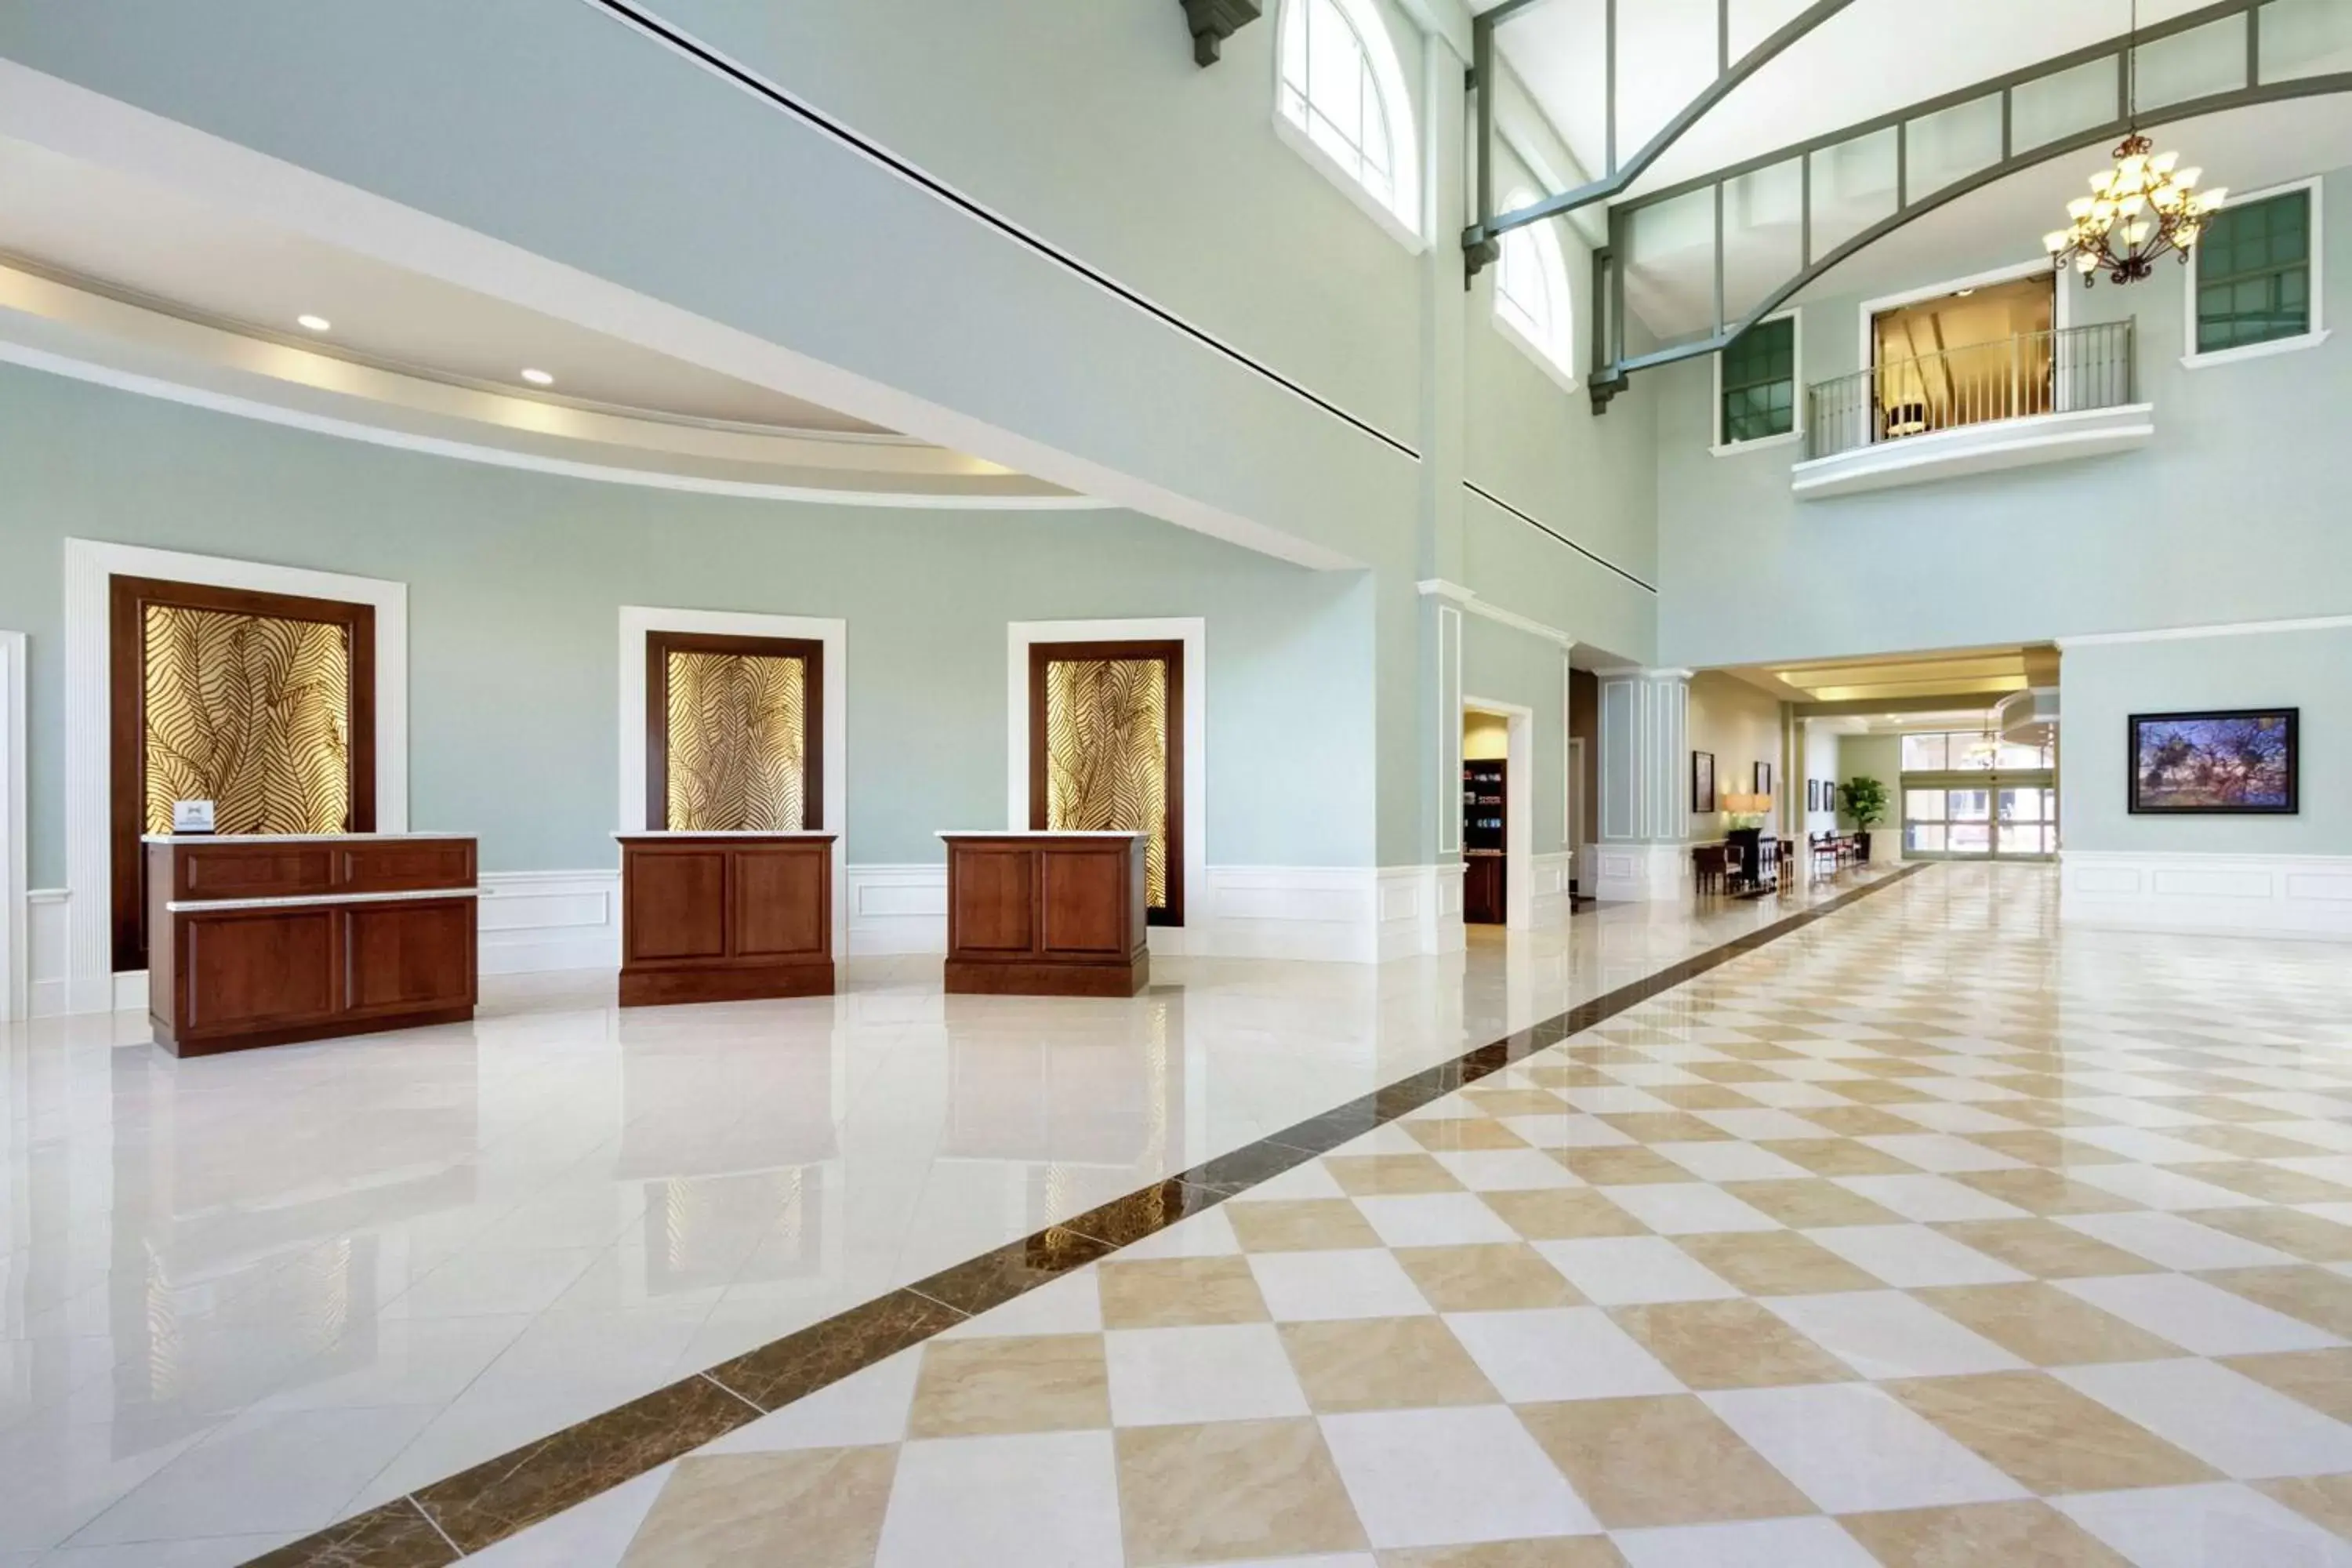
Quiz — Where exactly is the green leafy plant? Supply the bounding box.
[1838,775,1889,833]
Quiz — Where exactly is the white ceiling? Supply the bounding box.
[0,134,891,434]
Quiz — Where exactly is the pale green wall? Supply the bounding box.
[1838,735,1902,840]
[1687,673,1784,839]
[1654,167,2352,669]
[2060,627,2352,855]
[0,365,1378,884]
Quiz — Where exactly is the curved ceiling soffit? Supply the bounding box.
[0,260,1102,510]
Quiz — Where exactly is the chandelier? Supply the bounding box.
[2042,2,2226,285]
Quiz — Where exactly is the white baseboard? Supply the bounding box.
[2060,851,2352,941]
[1530,851,1575,929]
[1594,842,1690,903]
[478,868,621,975]
[847,863,949,955]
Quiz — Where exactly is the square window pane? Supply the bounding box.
[1948,822,1992,853]
[1948,790,1991,821]
[1906,823,1947,853]
[1998,825,2048,855]
[1905,789,1947,819]
[1901,735,1948,770]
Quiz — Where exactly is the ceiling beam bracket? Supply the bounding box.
[1180,0,1262,67]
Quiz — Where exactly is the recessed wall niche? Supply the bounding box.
[645,631,825,831]
[1028,640,1184,925]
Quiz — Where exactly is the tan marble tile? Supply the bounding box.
[1376,1541,1628,1568]
[1609,1299,1855,1389]
[1404,1117,1531,1152]
[1911,1283,2184,1365]
[2256,1474,2352,1540]
[1887,1371,2218,1494]
[2176,1162,2352,1206]
[1523,1062,1617,1089]
[1838,1501,2132,1566]
[1555,1146,1699,1186]
[1516,1394,1813,1529]
[1464,1088,1572,1118]
[1802,1104,1931,1137]
[1723,1178,1906,1229]
[1976,1073,2075,1102]
[1098,1256,1268,1330]
[1981,1098,2116,1130]
[1279,1316,1498,1412]
[1951,1168,2142,1216]
[1482,1187,1653,1240]
[621,1447,895,1567]
[1690,1058,1798,1081]
[1394,1242,1584,1311]
[2220,1348,2352,1421]
[2163,1093,2303,1123]
[1759,1138,1920,1177]
[906,1334,1109,1438]
[2201,1265,2352,1338]
[2166,1124,2332,1160]
[1227,1199,1384,1253]
[2187,1205,2352,1263]
[1931,1219,2163,1279]
[1641,1083,1760,1112]
[1324,1153,1466,1196]
[1116,1417,1367,1565]
[1963,1131,2130,1171]
[1599,1112,1737,1145]
[1828,1079,1938,1106]
[1674,1230,1882,1296]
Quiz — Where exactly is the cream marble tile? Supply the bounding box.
[1701,1382,2030,1514]
[1320,1405,1602,1549]
[1249,1247,1437,1321]
[2057,1359,2352,1479]
[2056,1482,2352,1568]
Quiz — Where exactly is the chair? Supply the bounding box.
[1693,843,1729,895]
[1812,834,1839,880]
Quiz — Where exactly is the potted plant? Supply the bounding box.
[1838,776,1889,861]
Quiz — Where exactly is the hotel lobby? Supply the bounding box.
[5,1,2352,1563]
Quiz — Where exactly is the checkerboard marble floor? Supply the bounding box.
[473,866,2352,1566]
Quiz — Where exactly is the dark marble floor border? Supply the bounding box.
[245,864,1927,1566]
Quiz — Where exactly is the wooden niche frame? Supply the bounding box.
[1027,639,1185,927]
[644,631,826,832]
[109,575,377,972]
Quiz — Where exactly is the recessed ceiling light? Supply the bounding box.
[520,368,554,387]
[296,314,332,332]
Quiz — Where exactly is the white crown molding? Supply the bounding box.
[2057,614,2352,649]
[1415,579,1577,649]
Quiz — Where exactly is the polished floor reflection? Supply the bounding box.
[474,863,2352,1567]
[0,872,1891,1563]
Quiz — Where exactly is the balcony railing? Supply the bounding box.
[1804,321,2136,462]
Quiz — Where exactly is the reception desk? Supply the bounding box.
[941,831,1148,997]
[617,832,837,1006]
[145,833,478,1057]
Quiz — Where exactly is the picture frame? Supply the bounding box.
[2129,708,2298,815]
[1754,760,1773,797]
[1693,750,1716,813]
[1807,779,1820,811]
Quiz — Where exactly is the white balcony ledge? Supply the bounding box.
[1791,404,2154,499]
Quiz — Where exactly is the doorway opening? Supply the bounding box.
[1462,697,1534,930]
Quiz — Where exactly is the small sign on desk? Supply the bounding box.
[169,800,217,833]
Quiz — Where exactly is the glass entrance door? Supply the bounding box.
[1898,732,2056,862]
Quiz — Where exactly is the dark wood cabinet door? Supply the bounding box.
[339,840,475,893]
[731,846,828,959]
[182,909,338,1030]
[345,901,476,1014]
[626,851,728,960]
[1040,847,1126,956]
[951,846,1036,953]
[176,845,337,901]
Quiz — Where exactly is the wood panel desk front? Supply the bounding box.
[940,831,1148,997]
[617,832,837,1006]
[144,833,478,1057]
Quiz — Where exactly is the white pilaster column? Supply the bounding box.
[1594,667,1694,902]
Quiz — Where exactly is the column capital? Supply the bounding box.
[1594,666,1694,683]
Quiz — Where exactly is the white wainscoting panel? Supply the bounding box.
[478,869,622,975]
[27,887,68,1018]
[1594,844,1690,904]
[2060,851,2352,941]
[1530,851,1576,929]
[847,864,949,956]
[1198,866,1377,962]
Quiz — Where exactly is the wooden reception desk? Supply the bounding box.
[617,833,837,1006]
[145,833,479,1057]
[941,831,1149,997]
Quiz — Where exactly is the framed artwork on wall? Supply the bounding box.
[1806,779,1820,811]
[1693,751,1716,812]
[1754,760,1773,797]
[2129,708,2298,815]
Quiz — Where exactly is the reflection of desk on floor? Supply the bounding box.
[939,831,1148,997]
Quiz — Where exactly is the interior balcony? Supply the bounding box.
[1791,319,2153,499]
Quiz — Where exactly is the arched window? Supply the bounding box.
[1278,0,1421,240]
[1494,187,1576,385]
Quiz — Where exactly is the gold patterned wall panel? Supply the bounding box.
[665,652,808,831]
[141,605,353,835]
[1044,658,1167,907]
